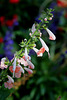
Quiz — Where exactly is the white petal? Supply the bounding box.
[13,58,16,77]
[33,47,43,57]
[27,59,34,69]
[1,57,6,61]
[13,58,16,72]
[32,23,36,33]
[18,64,24,73]
[46,28,56,40]
[24,48,28,60]
[24,67,33,74]
[7,75,14,83]
[39,38,49,52]
[33,47,39,53]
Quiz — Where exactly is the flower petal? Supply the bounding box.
[27,60,34,69]
[46,28,56,40]
[24,67,33,74]
[39,38,49,52]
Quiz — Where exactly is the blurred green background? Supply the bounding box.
[0,0,67,100]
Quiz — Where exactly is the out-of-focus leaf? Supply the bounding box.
[40,84,46,96]
[49,77,59,83]
[0,85,14,100]
[36,77,44,85]
[30,88,36,99]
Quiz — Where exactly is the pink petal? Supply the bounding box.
[15,72,21,78]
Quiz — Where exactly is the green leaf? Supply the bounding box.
[30,88,36,99]
[40,84,46,96]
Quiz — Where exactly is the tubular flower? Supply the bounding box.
[24,48,31,61]
[4,75,14,89]
[0,57,8,69]
[24,67,33,74]
[33,47,43,57]
[46,28,56,40]
[39,38,50,57]
[9,64,24,78]
[27,59,34,69]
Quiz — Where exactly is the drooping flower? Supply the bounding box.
[4,75,14,89]
[0,57,8,69]
[9,64,24,78]
[39,38,50,57]
[23,48,31,61]
[33,47,43,57]
[24,67,33,74]
[46,28,56,40]
[27,59,34,69]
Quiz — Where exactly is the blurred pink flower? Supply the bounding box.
[4,75,14,89]
[9,64,24,78]
[57,0,67,7]
[9,0,19,4]
[27,59,34,69]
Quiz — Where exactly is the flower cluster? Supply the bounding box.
[0,8,56,89]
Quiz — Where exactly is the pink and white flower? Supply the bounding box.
[0,57,8,69]
[27,59,34,69]
[17,58,28,66]
[24,48,31,61]
[9,64,24,78]
[33,47,43,57]
[46,28,56,40]
[39,38,50,57]
[4,75,14,89]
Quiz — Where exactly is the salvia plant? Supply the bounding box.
[0,8,56,89]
